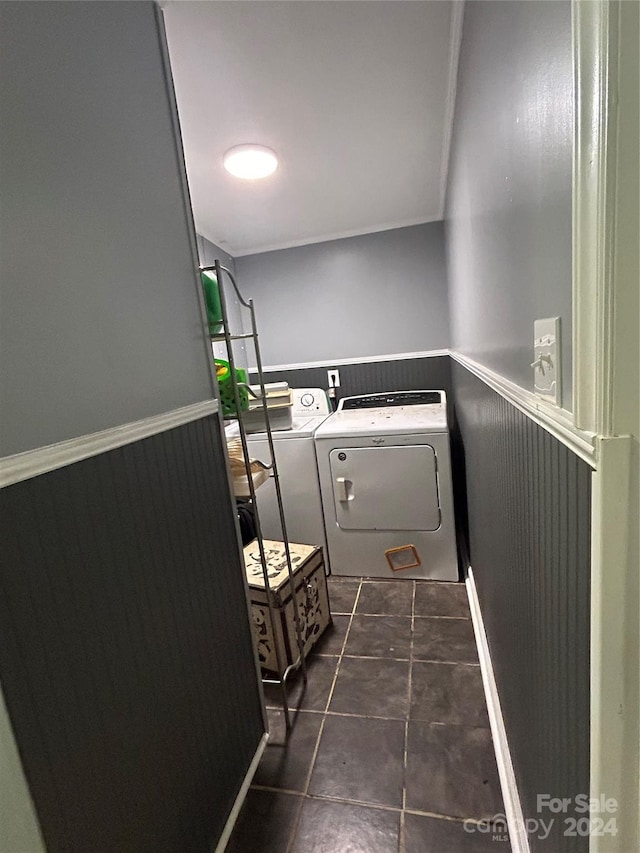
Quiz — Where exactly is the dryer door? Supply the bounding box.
[329,445,440,531]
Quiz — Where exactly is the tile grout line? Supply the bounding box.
[282,789,306,853]
[252,783,309,797]
[316,709,408,722]
[285,579,364,853]
[403,807,496,824]
[321,579,363,715]
[264,706,495,725]
[316,653,411,662]
[304,792,404,814]
[342,613,411,619]
[408,657,480,667]
[412,613,472,621]
[341,610,470,622]
[400,580,417,852]
[326,652,478,666]
[251,782,493,826]
[267,582,483,853]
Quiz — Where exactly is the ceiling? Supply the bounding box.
[162,1,462,257]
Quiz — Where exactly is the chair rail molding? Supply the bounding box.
[449,350,597,466]
[0,400,219,488]
[252,349,450,373]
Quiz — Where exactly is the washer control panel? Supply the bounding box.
[291,388,331,416]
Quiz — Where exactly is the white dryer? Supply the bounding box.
[314,390,458,580]
[246,389,331,569]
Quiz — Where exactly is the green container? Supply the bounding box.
[215,359,249,416]
[201,271,223,334]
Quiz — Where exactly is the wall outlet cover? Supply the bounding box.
[327,369,340,388]
[532,317,561,406]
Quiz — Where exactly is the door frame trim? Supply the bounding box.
[574,2,639,851]
[572,0,616,436]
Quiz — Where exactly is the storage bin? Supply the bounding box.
[244,540,331,675]
[215,359,249,416]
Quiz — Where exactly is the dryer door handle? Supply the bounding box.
[336,476,354,502]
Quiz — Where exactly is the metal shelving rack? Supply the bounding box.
[202,260,307,733]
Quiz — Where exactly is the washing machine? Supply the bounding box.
[246,388,332,570]
[314,390,458,580]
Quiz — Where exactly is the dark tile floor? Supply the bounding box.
[227,578,511,852]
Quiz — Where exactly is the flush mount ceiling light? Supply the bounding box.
[223,144,278,180]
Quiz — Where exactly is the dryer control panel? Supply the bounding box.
[338,390,444,411]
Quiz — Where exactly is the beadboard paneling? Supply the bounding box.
[254,354,452,403]
[0,416,263,852]
[451,361,590,853]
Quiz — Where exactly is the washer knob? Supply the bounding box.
[300,393,314,407]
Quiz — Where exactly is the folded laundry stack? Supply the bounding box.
[243,381,293,433]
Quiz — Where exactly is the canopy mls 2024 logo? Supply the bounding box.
[463,794,618,843]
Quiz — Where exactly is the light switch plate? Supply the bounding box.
[327,369,340,388]
[533,317,561,406]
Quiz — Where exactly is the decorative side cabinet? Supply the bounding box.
[244,540,332,675]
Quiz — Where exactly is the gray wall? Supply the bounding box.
[0,1,215,457]
[0,4,264,849]
[235,223,450,366]
[445,0,573,407]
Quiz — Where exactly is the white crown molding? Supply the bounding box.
[466,568,530,853]
[248,349,450,373]
[231,216,442,258]
[0,400,219,489]
[450,351,597,467]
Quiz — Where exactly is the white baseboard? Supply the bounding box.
[214,732,269,853]
[466,567,530,853]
